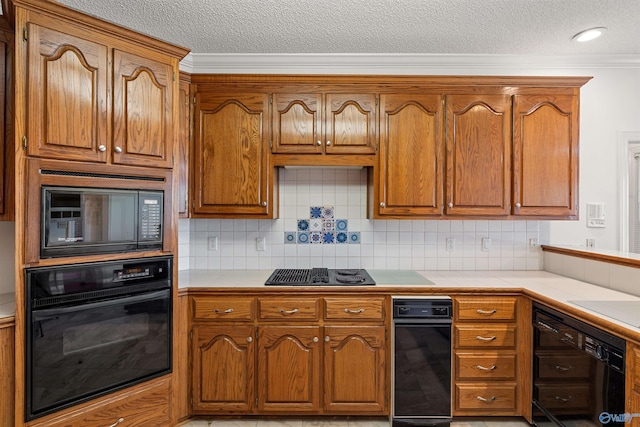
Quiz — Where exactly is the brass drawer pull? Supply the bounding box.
[555,364,572,371]
[344,308,365,314]
[475,335,497,341]
[278,308,299,315]
[476,364,497,371]
[476,309,497,315]
[555,395,572,403]
[108,418,125,427]
[213,308,234,314]
[476,396,496,402]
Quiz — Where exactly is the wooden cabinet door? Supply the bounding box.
[26,21,109,162]
[378,93,443,217]
[325,94,377,154]
[177,78,190,217]
[192,92,272,216]
[272,93,322,154]
[323,325,386,413]
[513,94,579,218]
[0,323,14,427]
[445,94,511,216]
[112,49,175,168]
[257,326,321,412]
[191,325,255,413]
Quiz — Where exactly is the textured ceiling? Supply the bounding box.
[55,0,639,56]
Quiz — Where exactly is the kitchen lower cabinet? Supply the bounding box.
[191,325,255,413]
[452,296,531,417]
[28,377,170,427]
[257,325,322,412]
[626,342,640,426]
[189,293,388,416]
[324,326,386,413]
[0,320,14,427]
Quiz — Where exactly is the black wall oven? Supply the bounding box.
[25,256,172,421]
[532,302,625,427]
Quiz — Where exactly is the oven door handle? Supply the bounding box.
[32,290,169,320]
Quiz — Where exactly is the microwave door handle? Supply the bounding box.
[32,289,169,320]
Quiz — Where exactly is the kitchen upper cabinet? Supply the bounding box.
[192,92,275,217]
[257,325,322,412]
[445,94,511,216]
[177,76,190,217]
[377,93,443,217]
[191,325,255,413]
[22,15,184,169]
[513,94,579,218]
[272,93,377,155]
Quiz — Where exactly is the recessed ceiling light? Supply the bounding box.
[572,27,607,42]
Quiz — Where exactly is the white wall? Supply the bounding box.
[0,221,15,294]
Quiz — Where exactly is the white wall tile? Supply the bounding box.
[180,168,544,271]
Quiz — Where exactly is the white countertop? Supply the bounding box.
[179,269,640,335]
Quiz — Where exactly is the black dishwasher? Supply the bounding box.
[392,297,452,427]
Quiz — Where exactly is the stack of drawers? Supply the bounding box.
[453,296,520,415]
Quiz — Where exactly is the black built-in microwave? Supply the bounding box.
[41,186,163,258]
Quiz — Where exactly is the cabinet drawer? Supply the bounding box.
[455,352,516,380]
[535,383,591,411]
[455,325,516,348]
[258,297,320,320]
[455,383,517,411]
[454,297,517,321]
[192,296,255,321]
[324,297,385,321]
[38,378,170,427]
[535,351,592,380]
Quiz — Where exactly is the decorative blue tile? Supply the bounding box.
[297,232,309,244]
[348,232,360,244]
[323,232,335,244]
[284,232,296,244]
[309,218,323,231]
[310,232,323,244]
[297,219,309,231]
[323,219,335,231]
[336,232,348,244]
[322,206,334,219]
[335,219,348,231]
[310,206,322,218]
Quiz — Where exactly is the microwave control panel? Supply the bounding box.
[139,192,163,241]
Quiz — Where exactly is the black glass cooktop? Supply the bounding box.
[265,268,376,286]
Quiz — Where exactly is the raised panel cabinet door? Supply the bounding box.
[272,93,322,154]
[191,325,255,413]
[177,79,190,217]
[323,325,386,413]
[193,92,271,216]
[325,94,377,154]
[257,326,321,412]
[513,94,579,218]
[378,93,443,217]
[26,22,109,162]
[0,323,14,427]
[112,49,175,168]
[445,94,511,216]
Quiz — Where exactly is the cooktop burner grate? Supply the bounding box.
[265,268,375,286]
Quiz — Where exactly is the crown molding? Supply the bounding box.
[179,53,640,74]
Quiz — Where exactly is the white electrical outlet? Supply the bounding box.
[528,238,538,248]
[446,237,455,252]
[207,236,218,251]
[482,237,491,252]
[586,238,595,248]
[256,236,266,251]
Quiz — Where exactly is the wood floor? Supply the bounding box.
[181,418,531,426]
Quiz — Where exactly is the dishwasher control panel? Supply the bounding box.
[393,298,452,319]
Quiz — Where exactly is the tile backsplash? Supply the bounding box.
[179,168,543,271]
